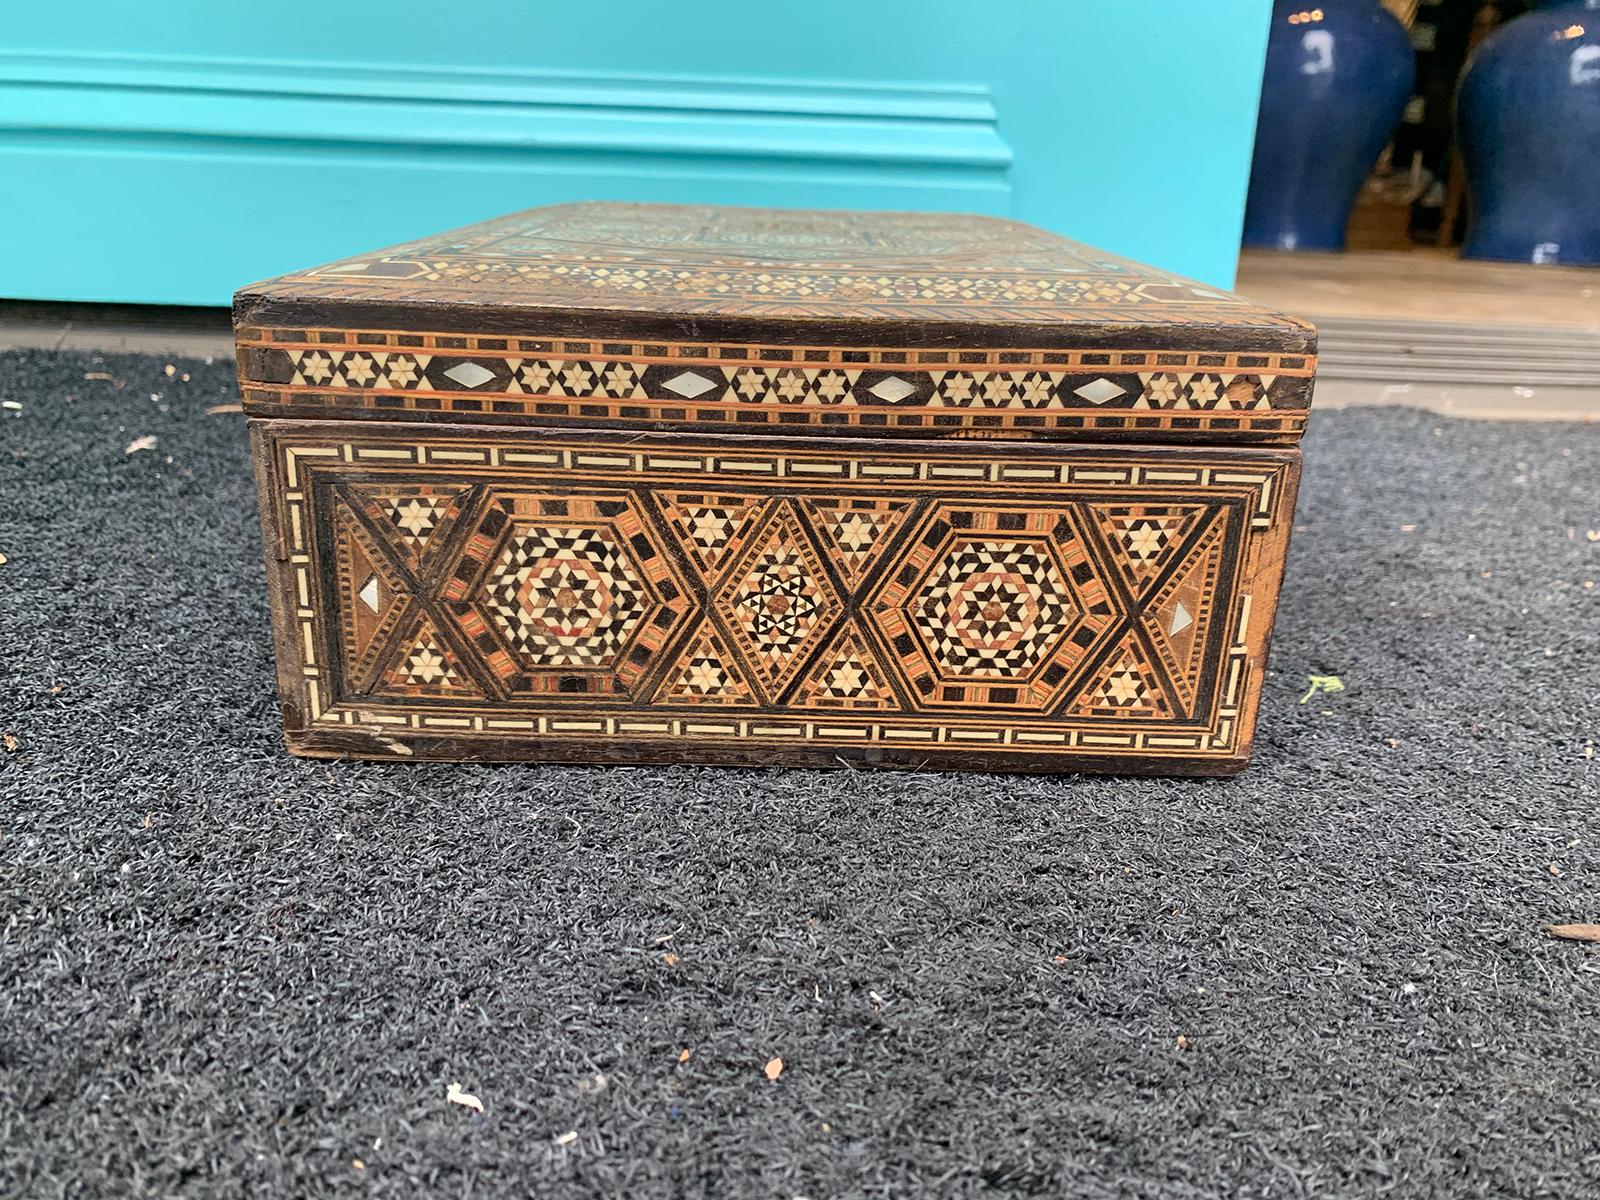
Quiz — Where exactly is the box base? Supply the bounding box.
[282,727,1253,778]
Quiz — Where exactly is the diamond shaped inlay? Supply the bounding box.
[484,527,646,667]
[712,504,843,699]
[1073,377,1127,405]
[663,370,717,399]
[444,361,496,389]
[868,376,917,403]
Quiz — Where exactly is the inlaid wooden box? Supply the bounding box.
[235,203,1314,774]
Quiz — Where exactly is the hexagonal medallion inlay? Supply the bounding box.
[912,540,1075,677]
[437,491,693,699]
[485,526,646,667]
[866,504,1119,710]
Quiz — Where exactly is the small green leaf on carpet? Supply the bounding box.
[1300,675,1345,705]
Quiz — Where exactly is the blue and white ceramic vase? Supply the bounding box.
[1243,1,1416,252]
[1458,0,1600,265]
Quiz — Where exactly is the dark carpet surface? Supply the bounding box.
[1,349,1597,1199]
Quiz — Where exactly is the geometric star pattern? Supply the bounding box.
[800,497,914,588]
[1101,663,1150,706]
[792,627,899,710]
[437,491,693,698]
[273,345,1290,420]
[322,469,1249,725]
[656,623,754,706]
[377,616,481,698]
[911,539,1075,677]
[1066,634,1174,719]
[245,205,1308,771]
[712,501,844,702]
[655,492,765,577]
[385,495,449,547]
[484,525,648,668]
[400,638,455,686]
[348,483,468,567]
[867,504,1118,710]
[1086,503,1209,593]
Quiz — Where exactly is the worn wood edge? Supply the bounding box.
[249,421,312,739]
[233,290,1318,359]
[280,727,1253,778]
[1226,447,1302,768]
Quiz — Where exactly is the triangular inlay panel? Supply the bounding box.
[655,491,769,579]
[712,501,844,703]
[1089,502,1211,593]
[793,624,900,711]
[376,615,482,698]
[655,622,756,706]
[800,497,915,590]
[352,484,469,565]
[1141,517,1228,713]
[332,498,410,684]
[1066,632,1177,720]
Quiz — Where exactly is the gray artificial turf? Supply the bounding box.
[1,348,1597,1199]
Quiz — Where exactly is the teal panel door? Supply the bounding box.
[0,2,1271,305]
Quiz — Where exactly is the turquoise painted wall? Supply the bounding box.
[0,2,1272,306]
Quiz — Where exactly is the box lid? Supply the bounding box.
[235,202,1316,443]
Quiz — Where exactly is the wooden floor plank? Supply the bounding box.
[1236,249,1600,332]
